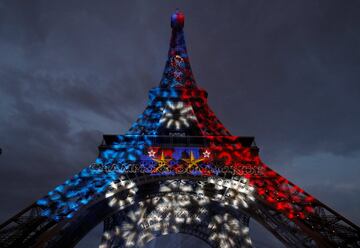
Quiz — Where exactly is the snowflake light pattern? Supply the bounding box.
[159,101,197,130]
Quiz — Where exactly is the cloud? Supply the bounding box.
[0,1,359,247]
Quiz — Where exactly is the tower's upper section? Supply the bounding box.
[125,10,231,137]
[160,10,196,88]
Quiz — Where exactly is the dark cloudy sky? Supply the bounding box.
[0,1,360,247]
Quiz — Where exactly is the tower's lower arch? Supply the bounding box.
[25,174,326,248]
[1,172,359,247]
[31,175,254,248]
[100,178,252,248]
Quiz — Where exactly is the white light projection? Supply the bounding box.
[207,177,256,209]
[105,176,138,210]
[101,193,209,248]
[159,101,197,130]
[208,213,252,248]
[203,150,211,158]
[101,176,255,248]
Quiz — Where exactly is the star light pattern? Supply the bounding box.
[151,152,172,173]
[141,147,216,176]
[182,151,204,172]
[203,150,211,158]
[147,150,156,158]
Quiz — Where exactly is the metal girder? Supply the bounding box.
[0,173,359,248]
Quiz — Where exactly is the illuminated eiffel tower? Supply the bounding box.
[0,10,359,248]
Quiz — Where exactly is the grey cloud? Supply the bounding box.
[0,1,360,247]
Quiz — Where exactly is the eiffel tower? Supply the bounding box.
[0,10,359,248]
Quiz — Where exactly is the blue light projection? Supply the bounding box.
[36,141,222,221]
[36,136,148,221]
[36,9,209,222]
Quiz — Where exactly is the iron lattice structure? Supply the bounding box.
[0,10,359,248]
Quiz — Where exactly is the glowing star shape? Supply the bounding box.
[159,101,197,130]
[182,151,204,172]
[203,150,211,158]
[147,150,156,158]
[151,152,171,173]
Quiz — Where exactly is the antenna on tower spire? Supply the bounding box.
[160,9,196,88]
[171,8,185,29]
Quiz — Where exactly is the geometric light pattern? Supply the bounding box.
[208,214,252,248]
[159,101,197,129]
[100,178,254,248]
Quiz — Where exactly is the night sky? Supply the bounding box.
[0,1,360,247]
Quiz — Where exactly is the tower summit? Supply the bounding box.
[171,9,185,29]
[161,10,196,88]
[127,10,231,137]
